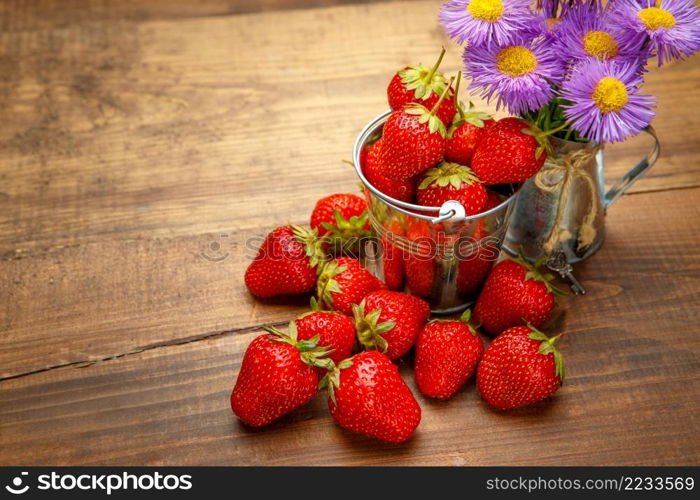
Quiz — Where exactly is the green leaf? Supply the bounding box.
[375,320,396,334]
[338,358,353,370]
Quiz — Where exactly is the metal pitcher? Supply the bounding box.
[504,127,660,264]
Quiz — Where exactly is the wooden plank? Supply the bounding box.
[0,228,316,379]
[0,0,419,30]
[0,2,698,255]
[1,187,699,465]
[1,0,699,377]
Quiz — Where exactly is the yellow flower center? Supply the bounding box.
[638,7,676,30]
[591,77,629,113]
[467,0,504,22]
[496,46,538,77]
[583,31,620,60]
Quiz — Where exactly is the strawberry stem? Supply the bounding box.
[425,47,446,83]
[539,121,570,138]
[428,76,454,117]
[453,71,467,122]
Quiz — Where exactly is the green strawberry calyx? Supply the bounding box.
[320,209,371,252]
[404,75,455,138]
[352,300,396,354]
[265,322,336,371]
[448,72,493,138]
[318,357,354,406]
[515,247,567,297]
[315,259,347,310]
[427,308,479,336]
[291,225,328,272]
[520,119,570,160]
[525,322,565,383]
[297,296,345,320]
[398,47,448,101]
[418,162,482,191]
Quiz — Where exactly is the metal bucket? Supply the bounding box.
[352,110,520,314]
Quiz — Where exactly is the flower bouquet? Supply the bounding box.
[440,0,699,262]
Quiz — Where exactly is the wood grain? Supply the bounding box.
[1,0,699,466]
[1,0,698,378]
[1,187,699,465]
[0,1,697,254]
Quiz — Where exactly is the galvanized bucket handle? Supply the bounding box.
[352,110,517,224]
[603,126,660,209]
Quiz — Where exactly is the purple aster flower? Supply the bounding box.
[464,36,564,115]
[560,58,656,143]
[555,3,647,63]
[608,0,700,66]
[439,0,544,47]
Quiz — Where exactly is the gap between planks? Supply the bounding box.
[0,319,289,383]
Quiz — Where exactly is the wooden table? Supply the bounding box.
[1,0,699,466]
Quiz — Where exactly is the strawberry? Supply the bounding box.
[316,257,386,316]
[322,351,421,443]
[473,250,563,335]
[230,326,333,427]
[456,257,494,295]
[380,218,406,291]
[477,323,565,410]
[416,162,487,215]
[244,225,326,298]
[380,79,454,180]
[310,193,370,249]
[387,47,456,127]
[363,139,416,202]
[294,298,356,366]
[445,109,495,166]
[403,219,435,298]
[456,222,498,295]
[414,310,485,399]
[471,117,547,185]
[483,189,505,212]
[353,290,430,360]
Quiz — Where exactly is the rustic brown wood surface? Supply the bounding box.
[1,0,699,466]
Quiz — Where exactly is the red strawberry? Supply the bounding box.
[472,117,547,185]
[473,251,563,335]
[230,326,332,427]
[445,108,495,166]
[380,80,453,180]
[404,220,435,298]
[477,323,565,410]
[244,225,326,298]
[310,193,370,248]
[363,139,416,202]
[353,290,430,360]
[454,190,502,295]
[294,298,356,366]
[380,219,406,291]
[387,47,456,127]
[414,309,485,399]
[456,256,494,295]
[483,189,505,212]
[316,257,386,316]
[323,351,421,443]
[416,162,487,215]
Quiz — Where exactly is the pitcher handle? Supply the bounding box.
[604,126,660,209]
